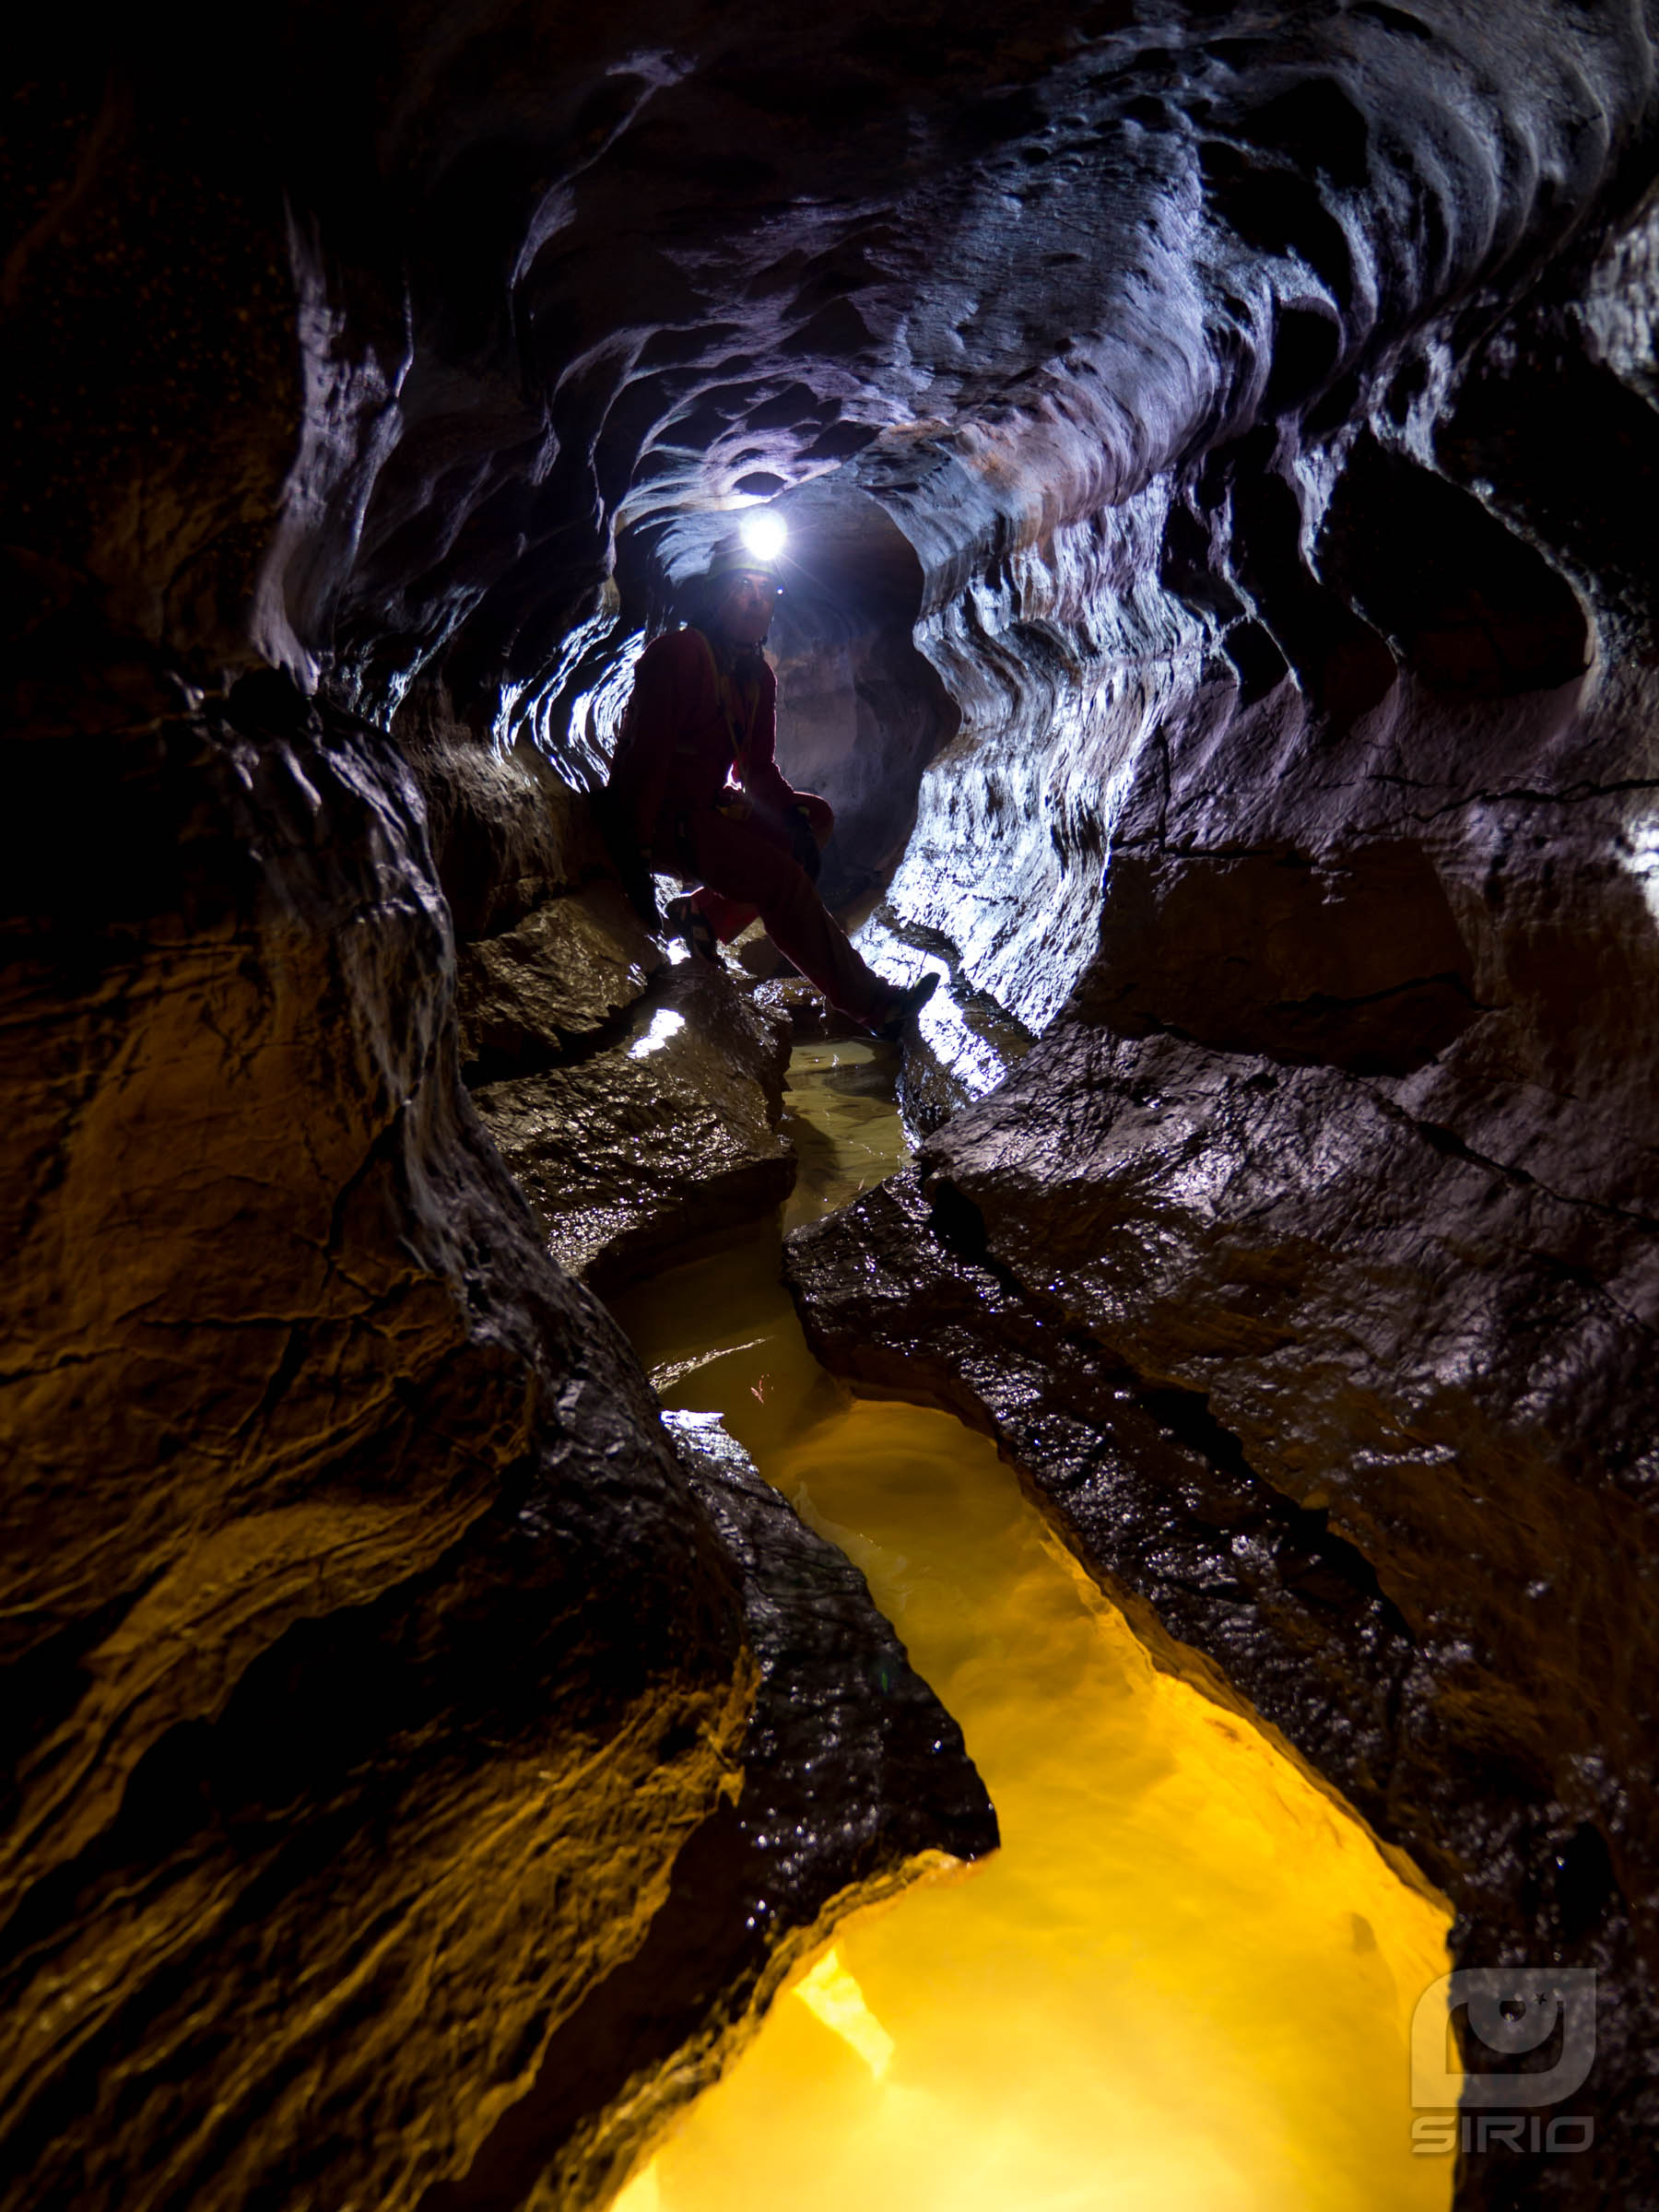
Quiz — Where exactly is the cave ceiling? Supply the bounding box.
[17,2,1653,722]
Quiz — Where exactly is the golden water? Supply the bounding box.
[607,1041,1452,2212]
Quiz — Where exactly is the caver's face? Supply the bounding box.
[711,571,776,645]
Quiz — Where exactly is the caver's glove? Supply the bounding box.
[786,803,821,883]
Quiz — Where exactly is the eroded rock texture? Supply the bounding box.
[1,627,987,2212]
[1,661,758,2208]
[8,3,1659,2208]
[426,1411,996,2212]
[791,43,1659,2212]
[473,959,795,1291]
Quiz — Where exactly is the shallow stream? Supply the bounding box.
[606,1040,1452,2212]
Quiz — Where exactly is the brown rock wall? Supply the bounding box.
[1,661,760,2209]
[0,618,982,2209]
[426,1413,996,2212]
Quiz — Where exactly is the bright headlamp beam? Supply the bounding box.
[740,509,787,562]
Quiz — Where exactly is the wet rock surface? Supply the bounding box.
[394,682,610,939]
[401,687,800,1294]
[851,909,1035,1138]
[0,649,976,2212]
[765,486,961,908]
[457,882,664,1075]
[786,241,1659,2194]
[0,668,759,2212]
[426,1410,997,2212]
[753,974,830,1041]
[475,959,795,1291]
[788,1125,1658,2197]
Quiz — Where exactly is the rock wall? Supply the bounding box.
[2,604,993,2212]
[4,25,1002,2206]
[791,116,1659,2212]
[0,649,747,2206]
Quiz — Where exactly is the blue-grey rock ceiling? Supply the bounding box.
[242,3,1655,717]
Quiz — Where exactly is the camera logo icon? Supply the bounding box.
[1411,1969,1596,2109]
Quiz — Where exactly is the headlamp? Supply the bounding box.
[740,509,788,562]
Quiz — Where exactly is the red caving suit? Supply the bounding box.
[606,625,888,1019]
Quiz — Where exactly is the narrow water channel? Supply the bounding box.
[606,1040,1453,2212]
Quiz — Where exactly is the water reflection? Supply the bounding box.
[606,1041,1451,2212]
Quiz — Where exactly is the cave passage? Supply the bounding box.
[606,1042,1453,2212]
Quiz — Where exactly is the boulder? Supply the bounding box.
[475,961,795,1289]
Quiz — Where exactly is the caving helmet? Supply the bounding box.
[684,533,782,641]
[700,533,782,594]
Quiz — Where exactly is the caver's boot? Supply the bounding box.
[665,893,721,963]
[866,969,938,1041]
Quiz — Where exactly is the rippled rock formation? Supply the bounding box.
[1,663,756,2208]
[2,626,989,2212]
[788,61,1659,2212]
[8,3,1659,2206]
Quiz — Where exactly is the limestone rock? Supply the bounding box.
[775,173,1659,2208]
[474,962,794,1289]
[0,669,756,2212]
[457,880,665,1074]
[786,1004,1659,2198]
[723,918,791,981]
[785,1168,1420,1826]
[851,910,1034,1137]
[765,483,960,908]
[394,682,609,939]
[786,1154,1657,2193]
[16,6,1659,2207]
[0,651,976,2212]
